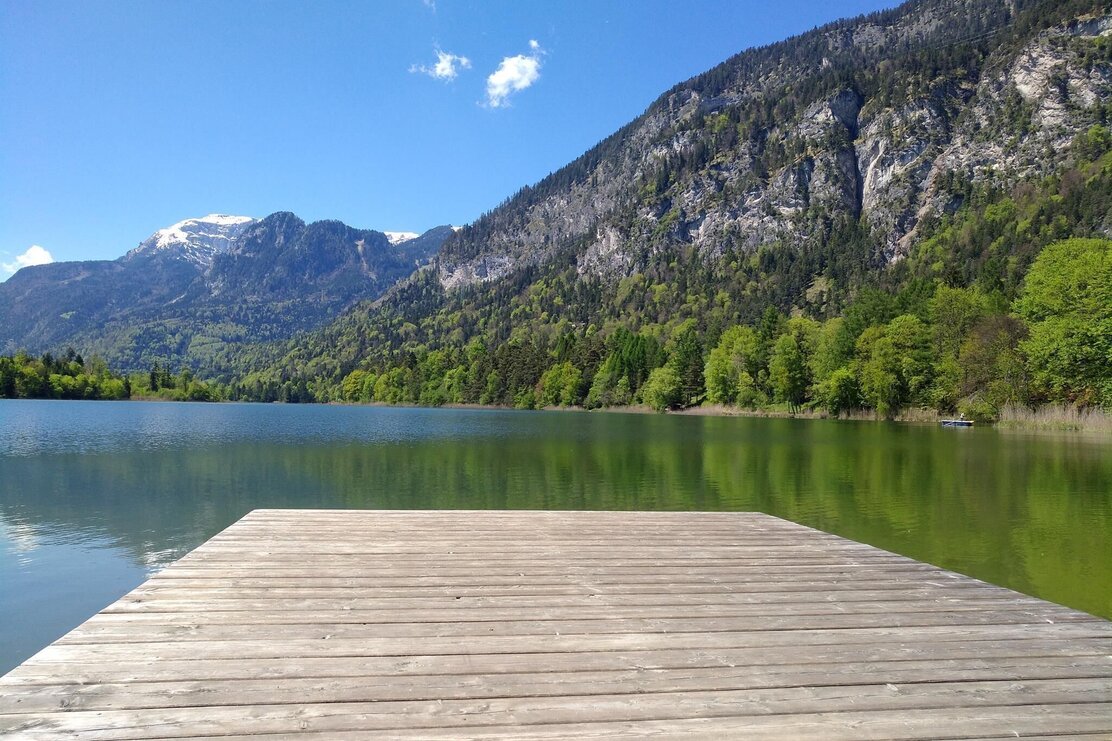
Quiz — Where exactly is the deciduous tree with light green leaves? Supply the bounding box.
[641,365,682,412]
[1014,238,1112,407]
[537,361,583,407]
[813,366,861,416]
[705,325,761,405]
[341,369,369,402]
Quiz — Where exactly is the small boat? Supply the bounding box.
[941,418,973,427]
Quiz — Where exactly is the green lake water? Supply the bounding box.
[1,399,1109,673]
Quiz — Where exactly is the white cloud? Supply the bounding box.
[2,245,54,275]
[485,40,543,108]
[410,49,471,81]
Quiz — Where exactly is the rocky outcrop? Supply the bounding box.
[436,2,1112,286]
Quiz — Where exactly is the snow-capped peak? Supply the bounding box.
[451,225,464,232]
[151,214,255,249]
[127,214,256,267]
[384,231,420,245]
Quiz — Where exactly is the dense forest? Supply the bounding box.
[226,233,1110,421]
[0,350,131,401]
[220,126,1112,421]
[0,350,223,402]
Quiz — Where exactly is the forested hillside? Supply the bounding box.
[207,0,1112,417]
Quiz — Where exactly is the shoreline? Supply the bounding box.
[5,396,1109,433]
[335,400,1112,433]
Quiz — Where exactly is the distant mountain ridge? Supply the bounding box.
[0,213,453,373]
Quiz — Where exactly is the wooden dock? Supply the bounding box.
[2,509,1110,739]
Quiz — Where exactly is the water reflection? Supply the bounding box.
[1,400,1109,673]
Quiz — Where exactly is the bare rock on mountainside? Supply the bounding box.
[438,0,1112,285]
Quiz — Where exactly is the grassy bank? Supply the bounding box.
[396,398,1112,432]
[620,401,1110,432]
[675,404,942,423]
[996,404,1112,433]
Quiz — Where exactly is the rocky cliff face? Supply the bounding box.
[437,0,1112,288]
[922,13,1112,211]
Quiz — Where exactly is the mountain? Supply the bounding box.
[236,0,1112,408]
[0,214,453,373]
[124,214,257,267]
[434,0,1111,292]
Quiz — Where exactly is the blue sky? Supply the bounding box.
[0,0,899,273]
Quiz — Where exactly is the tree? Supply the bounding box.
[1014,239,1112,407]
[885,314,933,407]
[665,321,704,408]
[586,355,620,408]
[606,328,662,393]
[360,372,378,402]
[859,335,901,417]
[464,341,491,403]
[929,285,988,359]
[441,366,465,404]
[809,317,854,387]
[341,370,368,402]
[417,350,452,406]
[958,314,1029,415]
[374,368,411,404]
[843,289,898,340]
[538,362,583,407]
[768,333,808,411]
[705,325,760,405]
[813,366,860,416]
[482,369,502,405]
[641,366,682,412]
[0,358,15,398]
[1073,124,1112,161]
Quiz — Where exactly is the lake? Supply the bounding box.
[1,399,1109,673]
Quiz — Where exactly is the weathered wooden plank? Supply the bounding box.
[132,570,982,588]
[117,705,1112,741]
[4,657,1111,713]
[25,625,1112,666]
[203,534,853,545]
[178,544,909,557]
[114,587,1054,607]
[103,590,1059,613]
[149,562,956,579]
[107,597,1060,623]
[187,533,874,545]
[236,508,785,519]
[55,610,1099,646]
[8,637,1111,686]
[106,588,1055,607]
[2,509,1109,739]
[132,571,977,590]
[2,680,1110,738]
[63,603,1085,627]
